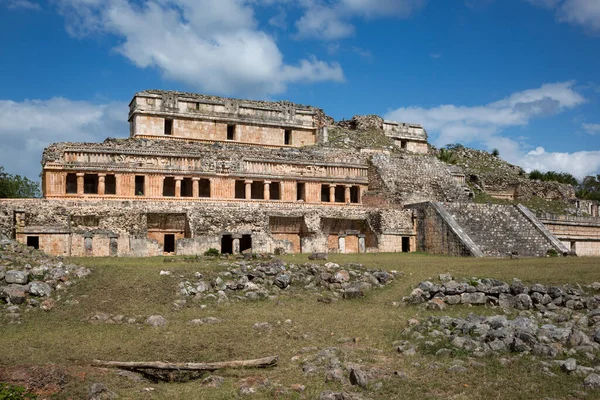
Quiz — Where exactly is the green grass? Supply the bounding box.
[1,253,600,399]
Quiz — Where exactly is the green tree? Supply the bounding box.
[0,166,41,198]
[491,148,500,157]
[576,175,600,201]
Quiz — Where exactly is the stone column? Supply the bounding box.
[358,234,366,253]
[264,181,271,200]
[232,234,242,254]
[175,176,183,197]
[344,185,351,204]
[329,184,336,203]
[76,172,84,195]
[98,173,106,195]
[338,235,346,254]
[192,177,200,198]
[245,180,253,200]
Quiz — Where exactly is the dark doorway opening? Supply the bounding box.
[105,174,116,195]
[221,234,233,254]
[350,186,360,203]
[199,178,211,198]
[241,234,252,253]
[84,174,98,194]
[297,182,305,201]
[163,177,175,197]
[164,118,173,135]
[270,182,281,200]
[227,124,235,140]
[109,237,118,256]
[235,180,245,199]
[321,184,330,202]
[164,234,175,253]
[181,178,193,197]
[251,181,264,199]
[334,185,345,203]
[66,173,78,194]
[27,236,39,249]
[402,237,410,253]
[135,175,145,196]
[284,129,292,145]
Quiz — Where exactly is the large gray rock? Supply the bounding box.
[88,383,117,400]
[460,292,486,305]
[584,373,600,389]
[514,294,532,310]
[145,315,167,328]
[0,285,27,304]
[560,358,577,373]
[29,281,52,297]
[5,270,28,284]
[349,367,368,388]
[274,274,291,289]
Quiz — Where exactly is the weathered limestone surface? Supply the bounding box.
[538,214,600,256]
[442,203,567,257]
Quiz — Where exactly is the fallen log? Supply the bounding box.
[92,356,278,371]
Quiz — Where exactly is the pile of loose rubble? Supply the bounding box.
[0,239,91,323]
[175,259,398,303]
[404,274,600,312]
[399,274,600,389]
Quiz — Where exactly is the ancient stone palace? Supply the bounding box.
[1,90,598,257]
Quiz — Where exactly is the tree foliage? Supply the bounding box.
[0,166,41,198]
[576,175,600,201]
[528,169,579,187]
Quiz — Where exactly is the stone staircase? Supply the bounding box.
[440,203,568,257]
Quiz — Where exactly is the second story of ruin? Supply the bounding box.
[129,90,330,147]
[128,90,429,152]
[41,139,369,205]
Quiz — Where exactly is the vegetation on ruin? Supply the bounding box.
[323,126,396,150]
[1,253,599,399]
[577,175,600,201]
[528,170,579,187]
[0,167,41,199]
[472,191,571,215]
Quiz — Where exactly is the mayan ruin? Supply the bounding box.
[0,89,598,259]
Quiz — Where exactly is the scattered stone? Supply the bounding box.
[253,322,272,330]
[88,383,117,400]
[349,368,369,388]
[583,373,600,389]
[145,315,167,328]
[561,358,577,373]
[5,270,28,284]
[201,375,224,388]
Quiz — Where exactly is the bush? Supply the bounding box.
[0,383,36,400]
[203,248,220,257]
[546,248,559,257]
[491,148,500,157]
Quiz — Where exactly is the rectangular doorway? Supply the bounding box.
[241,234,252,253]
[402,237,410,253]
[164,234,175,253]
[27,236,40,249]
[221,234,233,254]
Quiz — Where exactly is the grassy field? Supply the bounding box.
[1,253,600,399]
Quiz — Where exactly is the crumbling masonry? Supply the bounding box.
[0,90,597,256]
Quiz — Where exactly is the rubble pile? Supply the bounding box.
[176,259,399,303]
[0,239,90,323]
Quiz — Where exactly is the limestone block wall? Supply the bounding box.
[369,153,470,205]
[538,215,600,256]
[0,199,413,257]
[407,202,478,257]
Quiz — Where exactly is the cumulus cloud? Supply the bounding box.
[583,123,600,135]
[1,0,42,10]
[0,98,127,180]
[295,0,427,40]
[57,0,344,97]
[385,81,600,178]
[525,0,600,33]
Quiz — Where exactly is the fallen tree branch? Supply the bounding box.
[92,356,278,372]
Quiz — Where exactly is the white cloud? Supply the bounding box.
[57,0,344,97]
[295,0,427,40]
[385,81,600,178]
[525,0,600,32]
[1,0,42,10]
[583,123,600,135]
[0,98,127,180]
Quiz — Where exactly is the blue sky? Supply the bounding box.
[0,0,599,180]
